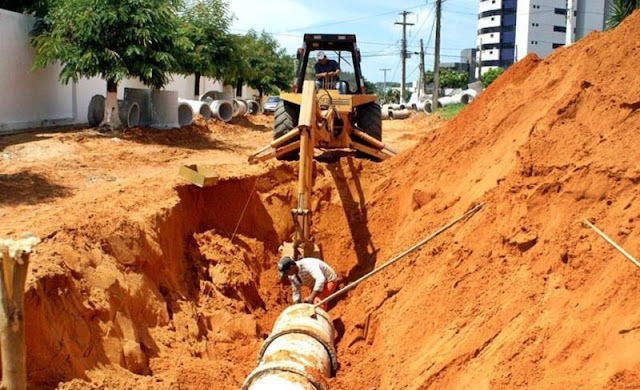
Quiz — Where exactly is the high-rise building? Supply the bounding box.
[476,0,612,78]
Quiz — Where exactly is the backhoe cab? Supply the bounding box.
[249,33,396,261]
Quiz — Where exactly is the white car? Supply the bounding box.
[263,96,281,113]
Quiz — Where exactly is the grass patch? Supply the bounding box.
[435,103,465,119]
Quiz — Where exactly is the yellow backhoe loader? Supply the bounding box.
[249,34,397,261]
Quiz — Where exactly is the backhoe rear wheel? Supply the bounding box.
[355,102,382,141]
[354,102,383,161]
[273,100,301,161]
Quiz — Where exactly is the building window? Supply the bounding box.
[555,8,567,15]
[553,43,564,48]
[554,25,567,32]
[531,22,539,27]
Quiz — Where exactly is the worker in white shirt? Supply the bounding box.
[278,256,339,311]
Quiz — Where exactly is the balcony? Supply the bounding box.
[479,0,502,13]
[478,14,502,30]
[477,32,501,46]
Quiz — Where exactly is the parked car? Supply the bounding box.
[263,96,281,113]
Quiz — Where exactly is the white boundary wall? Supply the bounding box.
[0,8,257,133]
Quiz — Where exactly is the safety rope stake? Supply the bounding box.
[314,202,485,309]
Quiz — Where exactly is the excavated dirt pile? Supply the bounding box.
[326,12,640,390]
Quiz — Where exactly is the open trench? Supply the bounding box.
[23,158,377,389]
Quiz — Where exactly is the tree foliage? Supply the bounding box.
[176,0,233,95]
[227,30,294,98]
[424,69,469,89]
[480,67,504,88]
[30,0,190,89]
[606,0,640,29]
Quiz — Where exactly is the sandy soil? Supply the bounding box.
[2,11,640,390]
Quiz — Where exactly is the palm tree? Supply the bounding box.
[606,0,640,29]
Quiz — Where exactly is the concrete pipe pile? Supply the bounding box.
[242,304,337,390]
[150,90,180,129]
[389,108,410,120]
[210,100,233,122]
[415,100,427,112]
[124,88,152,125]
[233,98,248,117]
[247,100,262,115]
[460,89,478,105]
[179,99,212,120]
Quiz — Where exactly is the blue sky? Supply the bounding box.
[227,0,479,84]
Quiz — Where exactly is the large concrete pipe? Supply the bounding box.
[87,95,105,127]
[200,90,224,103]
[381,107,390,120]
[179,98,212,120]
[242,304,337,390]
[178,102,193,127]
[439,95,462,106]
[247,100,262,115]
[210,100,233,122]
[389,108,410,120]
[415,100,427,112]
[118,100,140,128]
[233,98,248,117]
[124,88,152,125]
[150,90,179,129]
[423,100,443,114]
[460,89,478,105]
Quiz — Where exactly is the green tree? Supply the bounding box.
[227,31,294,99]
[31,0,190,127]
[606,0,640,29]
[363,77,377,95]
[439,68,469,89]
[177,0,234,99]
[480,67,504,88]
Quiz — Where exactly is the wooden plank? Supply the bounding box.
[179,165,219,188]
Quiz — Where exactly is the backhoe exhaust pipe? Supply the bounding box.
[242,304,337,390]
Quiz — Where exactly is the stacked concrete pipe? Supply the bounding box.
[423,100,444,114]
[242,304,337,390]
[150,90,180,129]
[210,100,233,122]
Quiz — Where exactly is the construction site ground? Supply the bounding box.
[2,11,640,390]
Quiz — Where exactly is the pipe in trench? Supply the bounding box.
[242,304,337,390]
[210,100,233,122]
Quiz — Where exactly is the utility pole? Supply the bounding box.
[419,39,425,99]
[395,11,414,104]
[478,38,482,81]
[432,0,442,112]
[380,68,391,100]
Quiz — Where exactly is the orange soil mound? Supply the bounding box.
[324,11,640,389]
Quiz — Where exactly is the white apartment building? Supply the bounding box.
[476,0,612,77]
